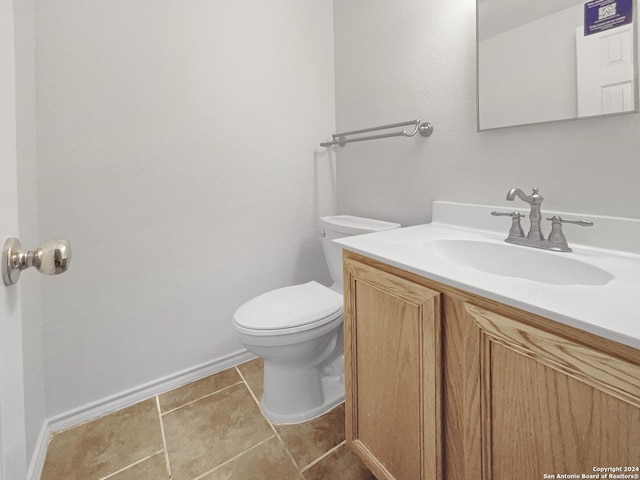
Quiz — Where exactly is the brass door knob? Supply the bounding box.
[2,238,71,286]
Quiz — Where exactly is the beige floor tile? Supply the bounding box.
[303,443,375,480]
[276,403,345,469]
[41,398,164,480]
[200,436,303,480]
[162,382,273,480]
[158,367,242,412]
[236,357,264,401]
[107,452,168,480]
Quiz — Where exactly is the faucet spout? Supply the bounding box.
[506,187,545,241]
[506,187,543,205]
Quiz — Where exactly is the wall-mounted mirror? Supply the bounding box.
[477,0,638,130]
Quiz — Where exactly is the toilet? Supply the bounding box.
[232,215,400,424]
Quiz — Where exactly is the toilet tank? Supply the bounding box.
[317,215,401,292]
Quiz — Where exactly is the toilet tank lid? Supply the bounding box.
[233,281,343,331]
[318,215,400,235]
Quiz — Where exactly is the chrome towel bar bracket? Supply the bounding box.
[320,119,433,147]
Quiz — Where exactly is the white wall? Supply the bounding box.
[334,0,640,228]
[36,0,336,418]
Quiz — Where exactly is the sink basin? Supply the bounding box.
[423,239,614,286]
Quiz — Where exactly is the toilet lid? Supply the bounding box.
[233,281,343,332]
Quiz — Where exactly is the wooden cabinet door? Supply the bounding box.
[344,256,442,480]
[464,303,640,480]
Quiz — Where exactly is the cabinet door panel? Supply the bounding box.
[465,303,640,480]
[344,258,442,480]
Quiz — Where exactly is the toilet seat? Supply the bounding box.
[232,281,343,336]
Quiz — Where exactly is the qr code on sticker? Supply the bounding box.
[599,3,617,20]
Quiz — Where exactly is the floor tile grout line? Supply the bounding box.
[235,366,305,474]
[300,440,346,473]
[155,396,173,478]
[159,380,244,416]
[273,433,308,479]
[191,434,277,480]
[234,366,261,409]
[97,449,165,480]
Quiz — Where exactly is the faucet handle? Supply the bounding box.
[546,216,593,251]
[491,211,525,238]
[491,210,524,218]
[546,216,593,227]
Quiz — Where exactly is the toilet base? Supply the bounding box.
[239,319,345,425]
[261,371,344,425]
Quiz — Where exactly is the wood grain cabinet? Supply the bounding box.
[464,303,640,480]
[343,251,640,480]
[343,253,443,480]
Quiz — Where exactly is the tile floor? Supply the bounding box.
[41,358,375,480]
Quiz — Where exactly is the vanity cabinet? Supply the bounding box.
[343,251,640,480]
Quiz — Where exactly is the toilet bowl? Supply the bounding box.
[232,215,400,424]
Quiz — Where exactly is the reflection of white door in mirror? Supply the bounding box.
[477,0,638,130]
[576,25,635,117]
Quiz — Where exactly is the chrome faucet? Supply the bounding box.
[492,187,593,252]
[506,187,544,241]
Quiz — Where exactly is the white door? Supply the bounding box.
[576,24,635,117]
[0,0,28,478]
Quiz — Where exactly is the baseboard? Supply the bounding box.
[27,349,255,480]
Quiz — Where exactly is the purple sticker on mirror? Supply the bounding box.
[584,0,633,36]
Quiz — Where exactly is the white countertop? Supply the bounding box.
[335,202,640,350]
